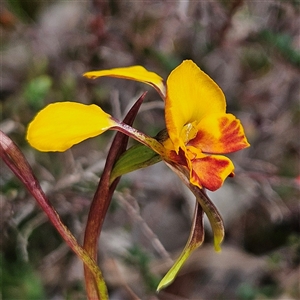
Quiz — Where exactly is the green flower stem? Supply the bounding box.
[0,131,107,299]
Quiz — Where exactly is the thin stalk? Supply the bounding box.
[0,131,107,298]
[83,93,147,299]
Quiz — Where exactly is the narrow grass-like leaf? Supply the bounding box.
[157,202,204,291]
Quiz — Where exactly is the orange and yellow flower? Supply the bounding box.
[160,60,249,191]
[27,60,250,290]
[27,60,249,191]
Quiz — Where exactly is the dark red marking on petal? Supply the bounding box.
[200,155,230,168]
[188,130,205,147]
[219,117,247,153]
[191,155,232,191]
[167,147,188,166]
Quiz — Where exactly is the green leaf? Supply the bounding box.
[110,143,161,183]
[157,203,204,291]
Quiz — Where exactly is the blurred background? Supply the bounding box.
[1,1,299,299]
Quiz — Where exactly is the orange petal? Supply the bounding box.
[189,113,250,154]
[27,102,116,152]
[165,60,226,153]
[84,65,165,97]
[190,155,234,191]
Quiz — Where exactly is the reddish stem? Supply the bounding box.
[0,131,107,297]
[83,92,147,299]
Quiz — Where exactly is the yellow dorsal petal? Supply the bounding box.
[84,65,165,96]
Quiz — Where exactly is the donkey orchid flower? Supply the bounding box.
[160,60,249,191]
[26,60,250,291]
[27,60,249,191]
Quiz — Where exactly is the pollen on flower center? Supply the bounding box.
[180,122,198,145]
